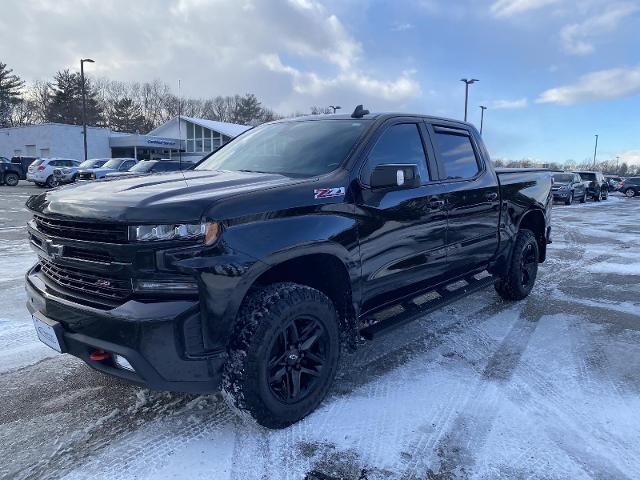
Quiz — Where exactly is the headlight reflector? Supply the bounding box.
[128,222,219,243]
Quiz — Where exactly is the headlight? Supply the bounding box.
[128,222,220,244]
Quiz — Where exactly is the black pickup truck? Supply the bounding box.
[25,108,552,428]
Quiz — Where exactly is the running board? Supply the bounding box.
[360,272,496,340]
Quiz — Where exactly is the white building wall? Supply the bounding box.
[0,124,112,159]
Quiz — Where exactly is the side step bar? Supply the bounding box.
[360,272,496,340]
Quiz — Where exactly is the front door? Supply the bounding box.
[426,123,500,276]
[355,120,448,313]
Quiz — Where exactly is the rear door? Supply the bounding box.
[426,123,500,276]
[356,119,449,312]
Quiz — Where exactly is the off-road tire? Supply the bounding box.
[3,173,19,186]
[564,192,573,205]
[495,229,539,301]
[593,189,601,201]
[580,191,587,203]
[222,282,340,429]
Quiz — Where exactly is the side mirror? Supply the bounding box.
[370,164,420,189]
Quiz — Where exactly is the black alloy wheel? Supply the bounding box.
[3,172,19,186]
[495,228,539,301]
[625,188,636,198]
[267,316,328,403]
[520,242,537,288]
[222,282,340,429]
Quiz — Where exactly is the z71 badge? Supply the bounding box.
[314,187,346,199]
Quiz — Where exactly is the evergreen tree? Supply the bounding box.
[0,62,25,126]
[234,93,262,124]
[46,69,102,125]
[108,97,145,132]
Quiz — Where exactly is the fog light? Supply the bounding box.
[113,354,135,372]
[133,279,199,293]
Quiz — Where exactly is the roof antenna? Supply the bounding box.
[351,104,369,118]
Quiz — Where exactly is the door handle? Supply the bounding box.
[428,198,445,210]
[485,192,499,201]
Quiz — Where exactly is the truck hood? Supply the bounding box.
[26,170,298,223]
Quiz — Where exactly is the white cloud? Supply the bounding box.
[490,0,560,17]
[0,0,421,113]
[489,98,528,109]
[536,66,640,105]
[560,3,639,55]
[618,150,640,166]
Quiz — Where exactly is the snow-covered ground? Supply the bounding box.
[1,184,640,480]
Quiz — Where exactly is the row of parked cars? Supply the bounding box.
[551,170,640,204]
[0,156,192,188]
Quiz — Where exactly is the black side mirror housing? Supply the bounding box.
[370,164,421,189]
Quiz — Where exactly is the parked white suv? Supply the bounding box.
[27,158,81,188]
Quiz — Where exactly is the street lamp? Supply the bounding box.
[80,58,95,161]
[460,78,479,122]
[329,105,341,114]
[593,134,599,169]
[479,105,487,135]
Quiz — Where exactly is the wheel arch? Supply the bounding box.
[517,207,547,262]
[249,250,358,348]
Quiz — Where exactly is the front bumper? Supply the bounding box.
[552,190,570,199]
[26,265,225,393]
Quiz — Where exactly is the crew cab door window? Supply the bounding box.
[432,130,480,180]
[361,123,430,184]
[120,160,135,171]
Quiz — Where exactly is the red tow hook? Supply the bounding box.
[89,350,112,361]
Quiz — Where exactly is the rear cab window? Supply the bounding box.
[431,126,481,180]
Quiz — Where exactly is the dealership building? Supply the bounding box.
[0,116,251,162]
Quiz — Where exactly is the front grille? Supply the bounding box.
[78,172,93,180]
[34,215,128,243]
[39,258,132,301]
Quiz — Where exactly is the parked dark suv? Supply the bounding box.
[551,172,587,205]
[621,177,640,197]
[573,171,608,201]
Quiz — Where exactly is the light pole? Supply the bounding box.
[479,105,487,135]
[592,134,598,169]
[329,105,341,114]
[80,58,95,161]
[616,155,620,171]
[460,78,479,122]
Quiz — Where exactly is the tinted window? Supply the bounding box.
[552,173,574,183]
[433,131,480,180]
[577,172,596,181]
[196,120,371,177]
[362,123,429,183]
[120,161,136,171]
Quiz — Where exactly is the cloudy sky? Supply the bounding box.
[1,0,639,164]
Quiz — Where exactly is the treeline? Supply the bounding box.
[494,158,639,176]
[0,61,281,133]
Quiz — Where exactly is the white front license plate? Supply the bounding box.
[32,313,62,353]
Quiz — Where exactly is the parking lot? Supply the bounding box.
[1,182,639,480]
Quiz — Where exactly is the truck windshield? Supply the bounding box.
[195,119,372,177]
[553,174,574,183]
